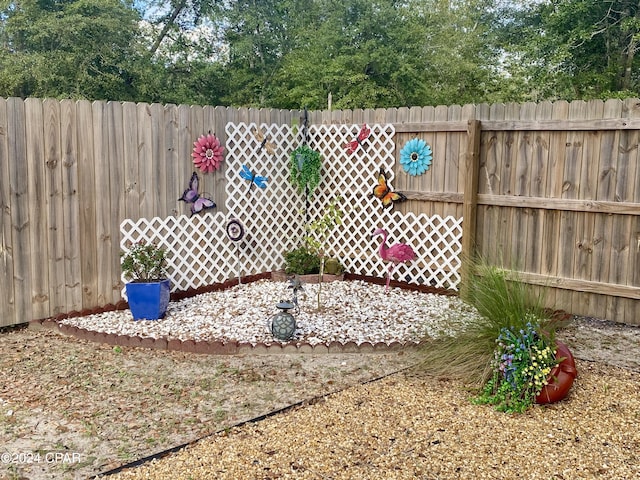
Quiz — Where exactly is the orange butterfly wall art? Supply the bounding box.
[370,168,407,208]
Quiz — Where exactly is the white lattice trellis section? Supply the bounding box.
[224,122,306,274]
[120,212,247,297]
[120,121,464,298]
[301,123,463,290]
[352,211,464,290]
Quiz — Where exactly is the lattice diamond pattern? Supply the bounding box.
[120,212,241,297]
[225,122,306,274]
[307,123,396,211]
[120,122,464,300]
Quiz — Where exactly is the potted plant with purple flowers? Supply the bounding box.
[474,318,563,413]
[418,258,576,412]
[121,241,171,320]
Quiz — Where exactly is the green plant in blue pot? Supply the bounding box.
[121,241,171,320]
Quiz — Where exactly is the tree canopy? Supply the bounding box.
[1,0,639,107]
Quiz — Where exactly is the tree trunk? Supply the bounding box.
[149,0,188,57]
[618,1,640,91]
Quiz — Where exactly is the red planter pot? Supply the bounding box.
[535,341,577,404]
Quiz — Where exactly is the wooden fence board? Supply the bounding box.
[0,98,15,323]
[76,100,97,308]
[416,106,436,217]
[405,107,424,213]
[619,99,640,322]
[564,102,588,313]
[631,100,640,320]
[444,105,461,218]
[527,102,552,276]
[181,104,199,217]
[482,117,640,131]
[60,100,82,312]
[10,96,32,322]
[107,101,126,304]
[496,103,520,267]
[43,98,66,315]
[92,101,111,305]
[25,98,50,318]
[123,102,141,221]
[512,103,535,271]
[149,103,164,219]
[477,103,504,260]
[137,103,154,219]
[430,106,449,219]
[601,100,626,318]
[214,105,230,215]
[461,120,481,292]
[607,100,636,321]
[161,105,176,218]
[572,102,602,314]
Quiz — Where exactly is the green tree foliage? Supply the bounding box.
[219,0,300,106]
[497,0,640,101]
[224,0,503,108]
[136,0,229,105]
[0,0,143,100]
[2,0,638,106]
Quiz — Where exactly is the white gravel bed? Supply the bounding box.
[60,279,479,346]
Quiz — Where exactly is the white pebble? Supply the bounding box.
[60,280,479,346]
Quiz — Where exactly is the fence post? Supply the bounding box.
[461,119,481,297]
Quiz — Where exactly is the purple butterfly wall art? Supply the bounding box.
[179,172,216,216]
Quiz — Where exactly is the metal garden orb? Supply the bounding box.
[271,301,296,341]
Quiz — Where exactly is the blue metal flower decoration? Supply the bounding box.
[400,138,432,176]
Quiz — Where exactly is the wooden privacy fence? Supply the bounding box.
[1,97,639,328]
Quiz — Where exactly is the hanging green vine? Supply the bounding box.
[289,145,322,197]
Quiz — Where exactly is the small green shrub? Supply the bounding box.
[283,246,320,275]
[121,242,168,282]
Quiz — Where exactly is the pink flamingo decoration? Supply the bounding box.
[372,228,416,292]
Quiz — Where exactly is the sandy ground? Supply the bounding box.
[0,315,638,479]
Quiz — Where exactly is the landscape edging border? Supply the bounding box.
[30,272,455,355]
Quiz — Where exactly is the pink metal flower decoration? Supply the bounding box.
[192,133,224,173]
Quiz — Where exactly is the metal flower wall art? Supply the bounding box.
[192,133,224,173]
[400,138,432,176]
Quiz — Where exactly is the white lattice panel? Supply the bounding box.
[302,123,462,290]
[224,122,305,274]
[307,123,396,201]
[120,212,249,298]
[120,122,464,299]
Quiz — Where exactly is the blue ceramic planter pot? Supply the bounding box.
[125,279,171,320]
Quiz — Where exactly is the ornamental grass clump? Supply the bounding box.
[417,257,554,390]
[473,318,559,413]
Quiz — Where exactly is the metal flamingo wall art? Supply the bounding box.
[372,228,416,292]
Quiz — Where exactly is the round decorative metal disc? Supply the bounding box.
[226,218,245,242]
